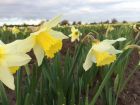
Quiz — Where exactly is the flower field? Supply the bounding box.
[0,16,139,105]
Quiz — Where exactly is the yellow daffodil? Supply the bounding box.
[69,26,81,42]
[0,39,33,90]
[12,26,20,34]
[133,24,140,32]
[108,26,114,32]
[29,15,68,66]
[83,37,126,71]
[2,26,7,31]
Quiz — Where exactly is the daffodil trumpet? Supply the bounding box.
[12,26,20,35]
[83,37,126,71]
[29,15,68,66]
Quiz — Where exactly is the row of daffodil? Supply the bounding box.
[0,15,126,90]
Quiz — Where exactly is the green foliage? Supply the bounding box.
[0,24,139,105]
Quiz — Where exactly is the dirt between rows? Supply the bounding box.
[118,49,140,105]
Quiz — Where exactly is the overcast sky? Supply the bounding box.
[0,0,140,24]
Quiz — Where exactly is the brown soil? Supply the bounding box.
[118,49,140,105]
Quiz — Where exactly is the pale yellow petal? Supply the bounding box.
[102,37,126,45]
[71,37,77,42]
[71,26,76,32]
[5,54,31,67]
[0,40,4,45]
[107,46,122,54]
[33,44,45,66]
[69,34,72,37]
[93,43,111,52]
[83,49,96,71]
[49,29,68,39]
[93,40,124,54]
[6,36,35,54]
[0,66,15,90]
[41,15,62,30]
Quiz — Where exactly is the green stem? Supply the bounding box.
[68,43,83,77]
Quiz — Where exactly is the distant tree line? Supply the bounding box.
[3,18,139,27]
[59,18,130,26]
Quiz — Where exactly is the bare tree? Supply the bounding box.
[77,21,82,25]
[72,21,76,25]
[111,18,118,23]
[61,20,69,25]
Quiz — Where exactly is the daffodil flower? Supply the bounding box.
[83,37,126,71]
[29,15,68,66]
[12,26,20,35]
[0,39,32,90]
[2,26,7,31]
[69,26,81,42]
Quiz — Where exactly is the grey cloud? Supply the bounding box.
[0,0,139,23]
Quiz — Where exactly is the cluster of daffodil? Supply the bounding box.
[0,15,126,90]
[12,26,20,35]
[105,25,114,37]
[0,16,68,90]
[2,26,7,31]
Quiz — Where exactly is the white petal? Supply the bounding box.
[102,37,126,45]
[107,46,122,54]
[33,44,44,66]
[49,29,68,39]
[5,54,31,67]
[41,15,62,30]
[116,37,127,42]
[71,37,76,42]
[6,36,35,54]
[0,40,4,45]
[83,49,96,71]
[77,37,80,41]
[93,43,111,52]
[93,42,123,55]
[69,34,72,37]
[113,50,122,54]
[0,66,15,90]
